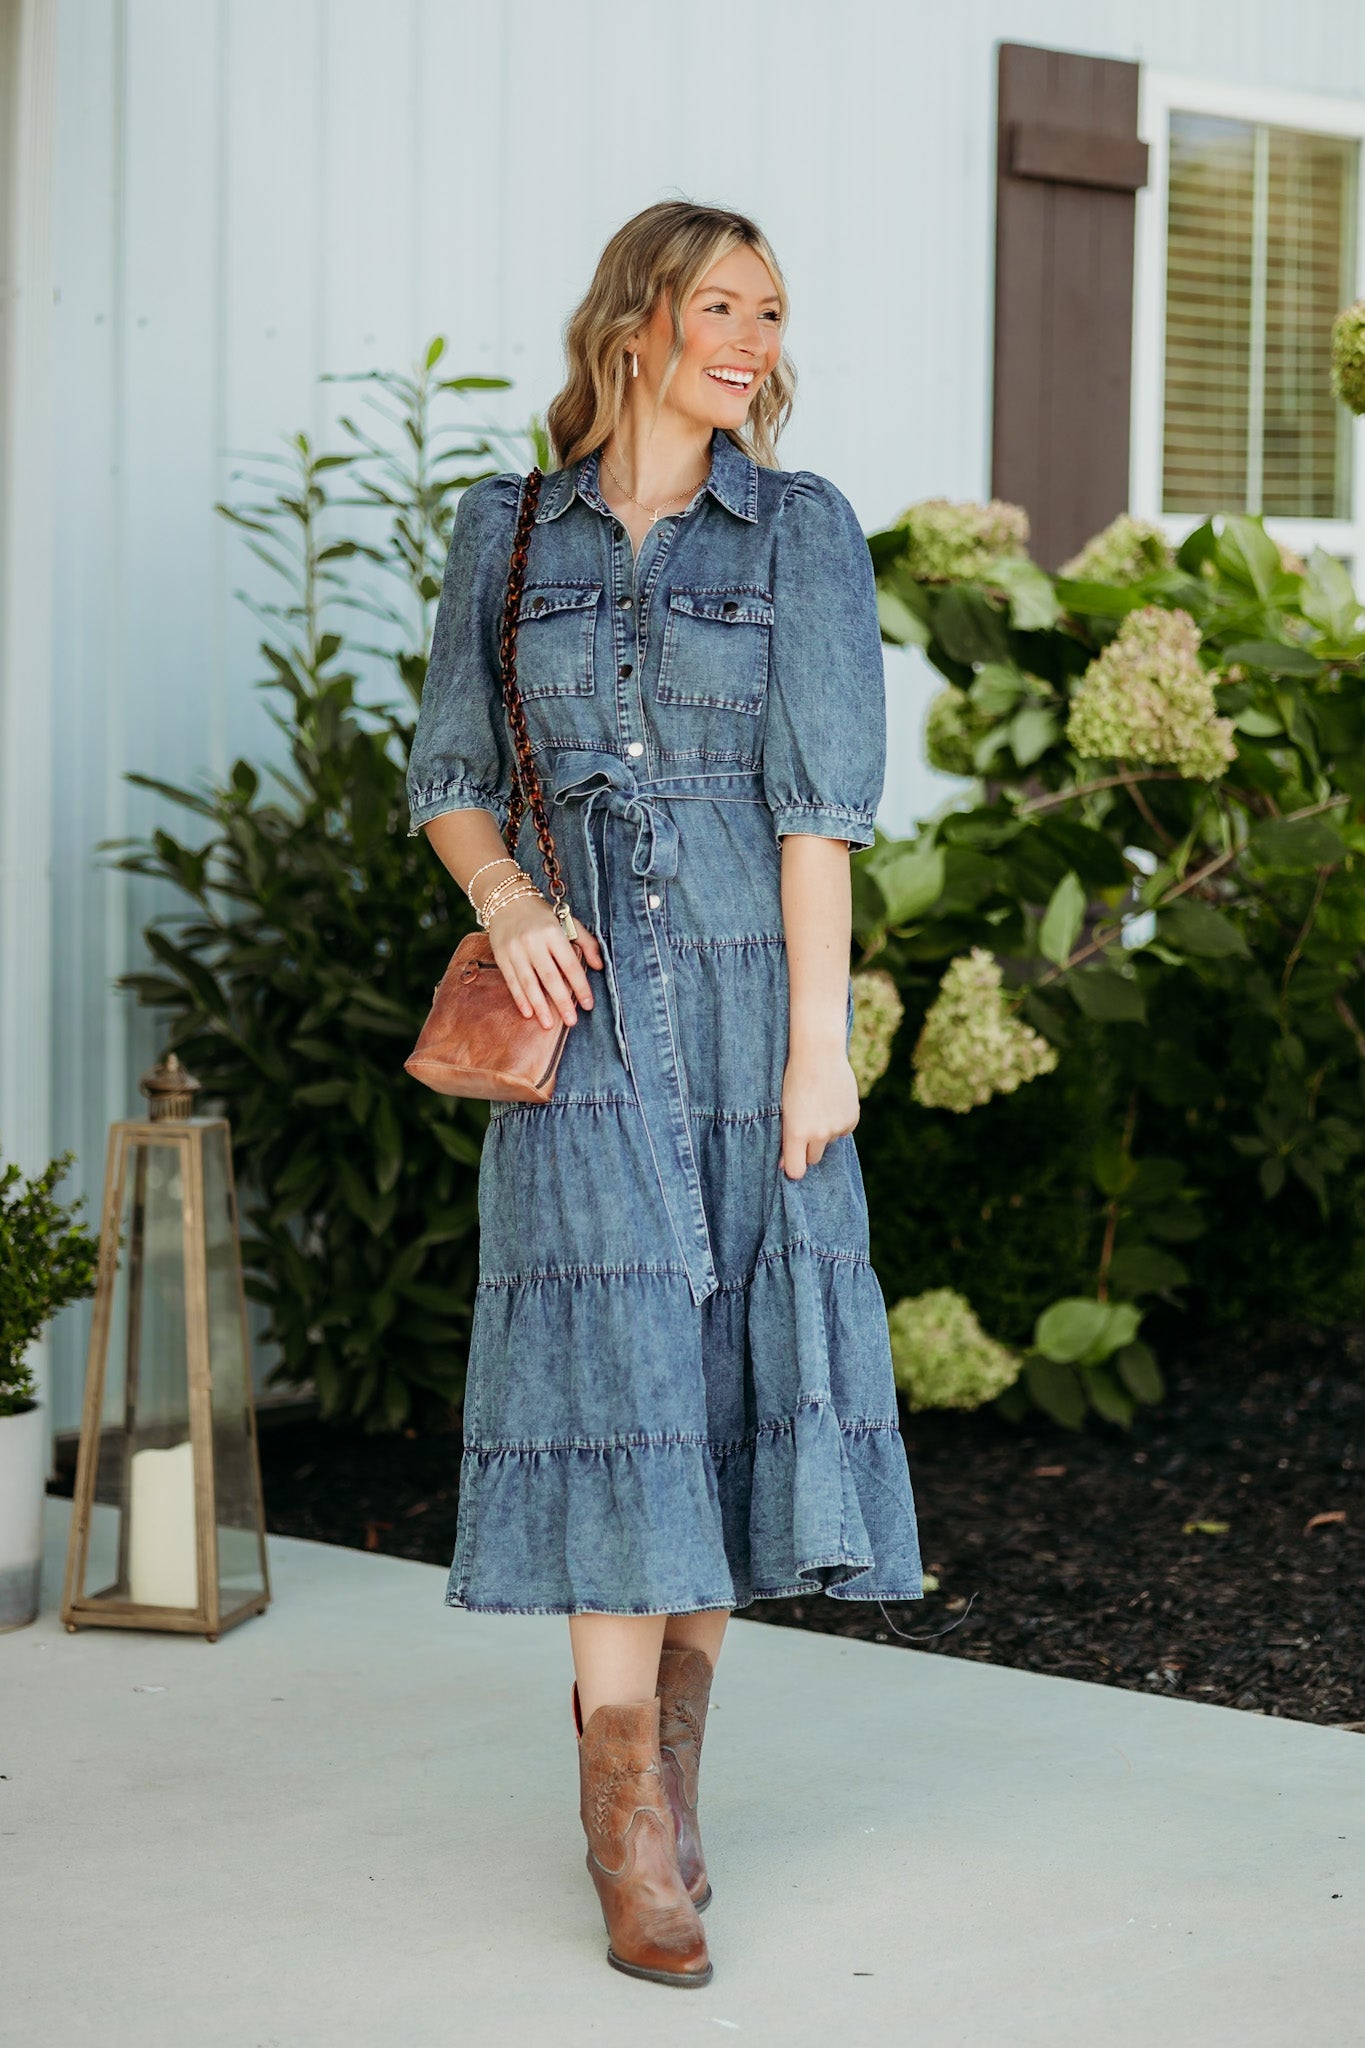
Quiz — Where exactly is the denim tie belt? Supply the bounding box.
[551,750,768,1306]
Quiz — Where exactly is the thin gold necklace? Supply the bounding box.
[600,447,710,526]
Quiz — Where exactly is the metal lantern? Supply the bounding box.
[60,1053,271,1639]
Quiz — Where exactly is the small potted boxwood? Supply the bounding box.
[0,1152,100,1630]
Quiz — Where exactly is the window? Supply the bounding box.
[1163,115,1356,519]
[1133,76,1365,568]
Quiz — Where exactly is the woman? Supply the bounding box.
[407,200,923,1989]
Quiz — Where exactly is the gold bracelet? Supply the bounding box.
[466,855,520,899]
[474,867,533,921]
[479,883,543,930]
[480,868,540,917]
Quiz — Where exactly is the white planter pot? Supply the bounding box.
[0,1399,46,1631]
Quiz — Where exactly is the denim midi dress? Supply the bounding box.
[407,426,923,1615]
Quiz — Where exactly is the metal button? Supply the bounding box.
[626,741,644,758]
[618,594,633,609]
[722,598,739,614]
[647,892,661,909]
[619,662,633,678]
[530,594,545,612]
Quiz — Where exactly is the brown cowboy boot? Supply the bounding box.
[655,1644,715,1910]
[572,1683,713,1987]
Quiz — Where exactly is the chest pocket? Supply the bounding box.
[515,581,601,699]
[656,586,774,714]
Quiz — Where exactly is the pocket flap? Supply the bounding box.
[667,586,774,626]
[518,581,602,621]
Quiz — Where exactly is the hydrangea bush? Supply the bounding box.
[911,947,1058,1112]
[1065,605,1237,780]
[858,496,1365,1429]
[886,1288,1022,1410]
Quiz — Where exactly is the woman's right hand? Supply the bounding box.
[487,892,604,1030]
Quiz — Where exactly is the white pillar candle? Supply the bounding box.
[127,1440,200,1609]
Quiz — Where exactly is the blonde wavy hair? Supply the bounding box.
[545,200,796,472]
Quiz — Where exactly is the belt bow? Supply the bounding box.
[551,751,679,1070]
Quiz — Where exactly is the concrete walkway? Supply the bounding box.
[3,1495,1361,2048]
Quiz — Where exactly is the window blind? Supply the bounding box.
[1162,111,1357,520]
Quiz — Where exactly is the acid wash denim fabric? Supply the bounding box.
[407,425,924,1615]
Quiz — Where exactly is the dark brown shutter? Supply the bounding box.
[991,42,1149,572]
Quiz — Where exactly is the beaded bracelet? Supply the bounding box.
[466,854,520,899]
[476,874,545,930]
[478,866,532,912]
[479,885,542,930]
[474,865,533,921]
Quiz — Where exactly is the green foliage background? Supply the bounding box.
[1,1153,100,1415]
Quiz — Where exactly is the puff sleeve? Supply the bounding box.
[761,471,886,848]
[406,473,520,836]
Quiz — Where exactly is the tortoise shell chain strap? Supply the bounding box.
[495,466,578,943]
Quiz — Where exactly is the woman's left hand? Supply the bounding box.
[780,1042,860,1179]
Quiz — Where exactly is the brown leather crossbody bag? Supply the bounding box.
[404,466,584,1102]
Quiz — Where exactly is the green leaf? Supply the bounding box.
[143,930,229,1020]
[1247,814,1346,870]
[876,588,930,647]
[373,1093,403,1196]
[986,555,1061,630]
[1215,515,1281,599]
[874,843,946,926]
[1083,1362,1136,1428]
[1022,1354,1087,1430]
[1115,1340,1165,1404]
[1034,1296,1142,1366]
[1039,870,1086,967]
[1066,963,1147,1022]
[1233,706,1283,737]
[1158,900,1250,958]
[1091,1131,1136,1198]
[1106,1244,1189,1295]
[1300,546,1360,644]
[294,1079,350,1107]
[1009,705,1059,767]
[1034,1297,1112,1363]
[969,663,1028,718]
[431,1122,482,1168]
[1220,639,1321,677]
[934,586,1011,667]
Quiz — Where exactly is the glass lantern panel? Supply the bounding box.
[201,1124,267,1610]
[77,1134,202,1611]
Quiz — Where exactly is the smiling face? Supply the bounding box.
[635,242,784,432]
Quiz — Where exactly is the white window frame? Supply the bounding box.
[1132,69,1365,572]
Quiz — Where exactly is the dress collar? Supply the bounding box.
[534,424,759,525]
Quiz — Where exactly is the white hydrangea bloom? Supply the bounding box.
[1058,514,1174,585]
[887,1287,1022,1411]
[911,947,1059,1114]
[923,687,983,777]
[895,497,1031,582]
[1331,300,1365,416]
[848,968,904,1097]
[1065,605,1237,781]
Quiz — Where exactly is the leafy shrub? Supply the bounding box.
[1,1152,100,1417]
[861,505,1365,1427]
[112,344,543,1432]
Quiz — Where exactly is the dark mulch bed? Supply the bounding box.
[57,1320,1360,1728]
